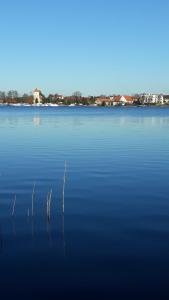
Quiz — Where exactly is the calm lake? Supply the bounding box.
[0,106,169,299]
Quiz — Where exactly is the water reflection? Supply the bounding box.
[0,213,66,257]
[33,116,41,127]
[11,217,16,237]
[0,107,169,129]
[0,226,4,252]
[31,217,35,238]
[62,214,66,258]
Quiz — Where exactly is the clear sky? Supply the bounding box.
[0,0,169,96]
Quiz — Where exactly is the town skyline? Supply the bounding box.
[1,88,169,106]
[0,88,169,98]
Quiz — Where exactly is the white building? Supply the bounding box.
[33,88,43,104]
[163,95,169,104]
[141,94,164,104]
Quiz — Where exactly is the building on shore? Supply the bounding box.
[140,94,164,105]
[48,94,64,101]
[95,97,113,106]
[33,88,44,104]
[163,95,169,104]
[113,96,135,106]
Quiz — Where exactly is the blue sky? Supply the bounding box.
[0,0,169,96]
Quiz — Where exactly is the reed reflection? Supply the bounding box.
[0,213,67,255]
[0,226,4,252]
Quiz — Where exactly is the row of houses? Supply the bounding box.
[33,89,169,106]
[33,89,138,105]
[95,96,135,106]
[92,94,169,106]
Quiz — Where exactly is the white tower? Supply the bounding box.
[33,88,42,104]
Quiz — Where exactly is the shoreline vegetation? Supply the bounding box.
[0,89,169,107]
[1,103,169,108]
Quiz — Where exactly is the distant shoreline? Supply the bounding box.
[0,103,169,108]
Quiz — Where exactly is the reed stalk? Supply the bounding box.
[12,195,16,217]
[62,161,67,214]
[48,189,52,220]
[46,192,50,221]
[46,192,49,219]
[46,189,52,222]
[32,183,35,217]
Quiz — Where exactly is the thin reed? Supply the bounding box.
[62,161,67,214]
[46,189,52,222]
[12,195,16,217]
[32,183,35,217]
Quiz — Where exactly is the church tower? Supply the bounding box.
[33,88,43,104]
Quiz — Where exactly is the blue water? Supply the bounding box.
[0,106,169,299]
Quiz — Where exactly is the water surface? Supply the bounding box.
[0,106,169,299]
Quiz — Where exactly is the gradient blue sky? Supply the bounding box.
[0,0,169,96]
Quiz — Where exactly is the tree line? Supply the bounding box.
[0,90,33,104]
[0,90,97,105]
[0,90,19,99]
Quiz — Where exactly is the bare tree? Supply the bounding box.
[0,91,5,99]
[72,91,82,98]
[22,93,29,98]
[7,90,19,99]
[13,90,19,98]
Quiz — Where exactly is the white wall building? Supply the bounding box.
[33,88,43,104]
[163,95,169,104]
[141,94,164,104]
